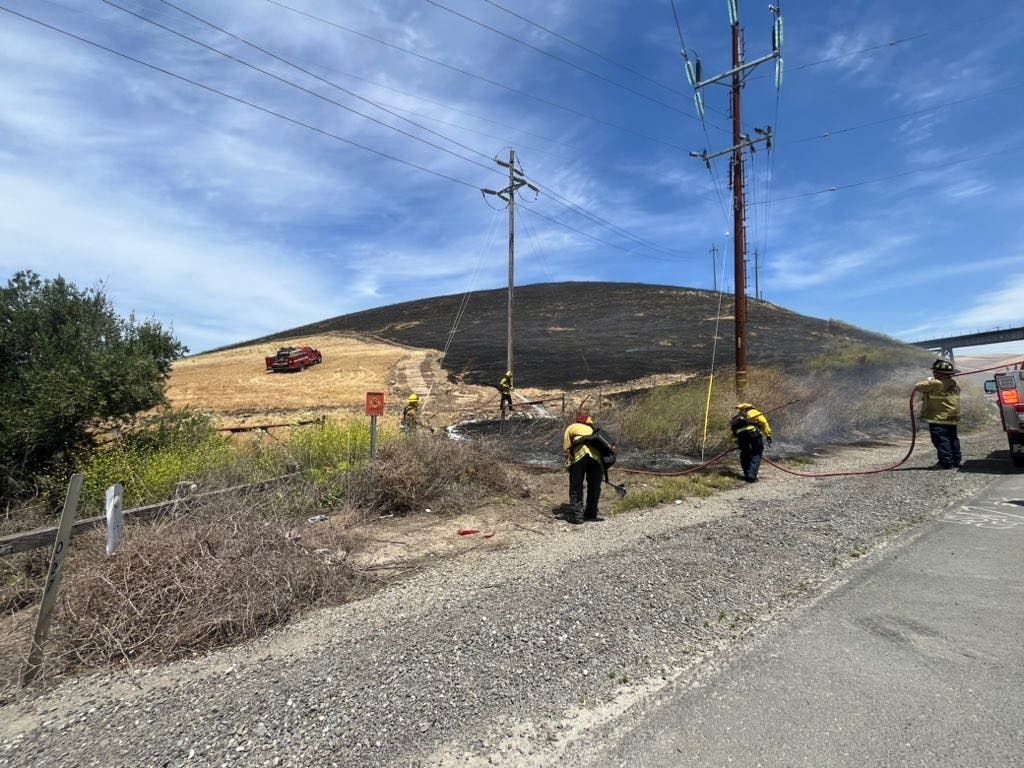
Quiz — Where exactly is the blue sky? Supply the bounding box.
[3,0,1023,359]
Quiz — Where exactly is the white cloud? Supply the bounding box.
[768,234,913,290]
[0,170,342,352]
[949,271,1024,332]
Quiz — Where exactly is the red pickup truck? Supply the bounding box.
[265,345,322,372]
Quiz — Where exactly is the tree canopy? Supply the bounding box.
[0,271,187,499]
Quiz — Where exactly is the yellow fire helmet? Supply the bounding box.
[505,371,512,377]
[735,402,754,410]
[408,394,419,403]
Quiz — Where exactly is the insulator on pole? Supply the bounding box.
[727,0,738,26]
[694,91,705,119]
[775,57,784,89]
[775,16,784,51]
[685,59,697,87]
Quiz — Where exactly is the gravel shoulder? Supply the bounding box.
[0,431,1007,768]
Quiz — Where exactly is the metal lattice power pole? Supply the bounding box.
[685,1,783,394]
[481,150,538,380]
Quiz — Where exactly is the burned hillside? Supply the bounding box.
[223,282,923,389]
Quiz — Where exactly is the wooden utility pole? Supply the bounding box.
[505,149,516,375]
[730,18,748,391]
[481,149,538,381]
[686,1,782,395]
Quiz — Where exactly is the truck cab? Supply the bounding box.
[984,370,1024,468]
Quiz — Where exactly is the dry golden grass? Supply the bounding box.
[168,333,426,425]
[166,332,563,431]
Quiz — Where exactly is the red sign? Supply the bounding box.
[365,392,385,416]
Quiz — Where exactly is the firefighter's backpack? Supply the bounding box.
[590,427,618,468]
[730,411,757,437]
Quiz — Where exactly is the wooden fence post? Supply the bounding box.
[20,473,83,688]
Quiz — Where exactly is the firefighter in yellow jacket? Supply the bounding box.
[401,393,421,432]
[499,371,514,418]
[914,359,961,469]
[563,413,603,524]
[730,403,772,483]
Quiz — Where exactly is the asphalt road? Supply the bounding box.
[589,470,1024,768]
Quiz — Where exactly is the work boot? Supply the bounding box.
[567,502,584,525]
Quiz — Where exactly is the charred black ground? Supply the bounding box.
[222,282,916,389]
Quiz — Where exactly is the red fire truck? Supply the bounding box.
[264,345,322,372]
[984,369,1024,468]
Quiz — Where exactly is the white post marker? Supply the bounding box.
[20,473,84,687]
[105,483,124,556]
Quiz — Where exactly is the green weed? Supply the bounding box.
[613,473,739,513]
[76,412,388,514]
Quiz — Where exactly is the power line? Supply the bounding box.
[147,2,713,261]
[791,11,1010,73]
[518,205,673,259]
[138,0,604,161]
[479,0,695,99]
[670,0,735,234]
[385,107,573,162]
[422,0,718,128]
[765,145,1024,203]
[12,3,696,265]
[161,1,710,257]
[264,0,700,154]
[787,82,1024,144]
[104,0,504,178]
[6,2,764,268]
[526,183,687,261]
[759,85,782,294]
[0,4,484,190]
[114,2,718,260]
[793,32,929,72]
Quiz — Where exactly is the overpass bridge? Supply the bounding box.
[911,326,1024,365]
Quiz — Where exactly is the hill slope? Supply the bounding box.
[225,282,922,389]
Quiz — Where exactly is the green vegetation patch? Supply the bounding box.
[614,472,739,513]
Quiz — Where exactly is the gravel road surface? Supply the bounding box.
[0,433,1008,768]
